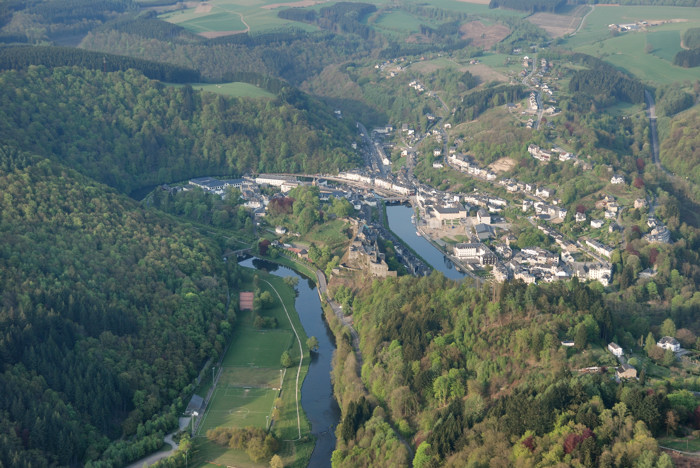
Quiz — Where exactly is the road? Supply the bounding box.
[357,121,387,176]
[313,267,362,367]
[571,5,594,36]
[645,89,665,172]
[125,418,191,468]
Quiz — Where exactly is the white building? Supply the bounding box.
[657,336,680,352]
[608,342,623,357]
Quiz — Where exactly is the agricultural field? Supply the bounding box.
[647,29,684,63]
[565,5,700,48]
[193,82,276,99]
[371,10,425,36]
[159,0,321,36]
[527,6,589,38]
[574,29,700,85]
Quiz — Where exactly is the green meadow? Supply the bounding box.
[194,82,276,99]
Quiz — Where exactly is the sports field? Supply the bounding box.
[196,327,292,434]
[197,383,279,433]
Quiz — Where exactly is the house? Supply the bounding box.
[575,212,586,222]
[477,209,491,225]
[607,342,623,357]
[586,239,614,258]
[591,219,604,229]
[617,363,637,380]
[536,187,552,199]
[275,226,287,235]
[657,336,680,352]
[634,198,648,209]
[610,175,625,185]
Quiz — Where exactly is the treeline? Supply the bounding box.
[331,274,681,467]
[674,48,700,68]
[659,107,700,186]
[547,51,646,104]
[657,87,695,116]
[99,13,194,42]
[675,26,700,66]
[454,84,524,121]
[81,27,373,83]
[2,0,135,42]
[0,66,357,194]
[279,2,377,40]
[682,27,700,49]
[0,45,200,82]
[495,17,551,53]
[489,0,565,13]
[569,69,645,103]
[0,149,236,465]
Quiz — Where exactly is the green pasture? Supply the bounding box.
[574,30,700,85]
[197,386,278,433]
[178,10,247,33]
[193,82,275,98]
[160,0,320,34]
[304,219,350,249]
[566,5,700,48]
[372,10,425,34]
[416,0,522,17]
[647,29,683,62]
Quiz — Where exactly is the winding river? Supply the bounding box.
[240,258,340,468]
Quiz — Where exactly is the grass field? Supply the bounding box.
[221,328,293,367]
[193,82,276,98]
[197,386,279,433]
[574,31,700,85]
[373,10,425,34]
[648,29,683,62]
[193,272,314,467]
[565,5,700,49]
[160,0,320,35]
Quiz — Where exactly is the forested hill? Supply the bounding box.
[332,275,674,467]
[0,66,358,194]
[0,45,201,82]
[0,148,237,466]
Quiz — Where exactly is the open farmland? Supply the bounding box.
[160,0,320,35]
[574,28,700,85]
[527,6,590,38]
[565,5,700,48]
[647,29,683,62]
[460,20,510,49]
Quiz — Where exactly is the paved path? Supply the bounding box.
[125,418,190,468]
[262,279,303,440]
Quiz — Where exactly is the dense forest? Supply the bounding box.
[682,27,700,50]
[0,148,237,466]
[659,107,700,186]
[330,275,686,467]
[673,48,700,68]
[0,66,358,194]
[454,85,524,121]
[0,45,200,82]
[489,0,565,13]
